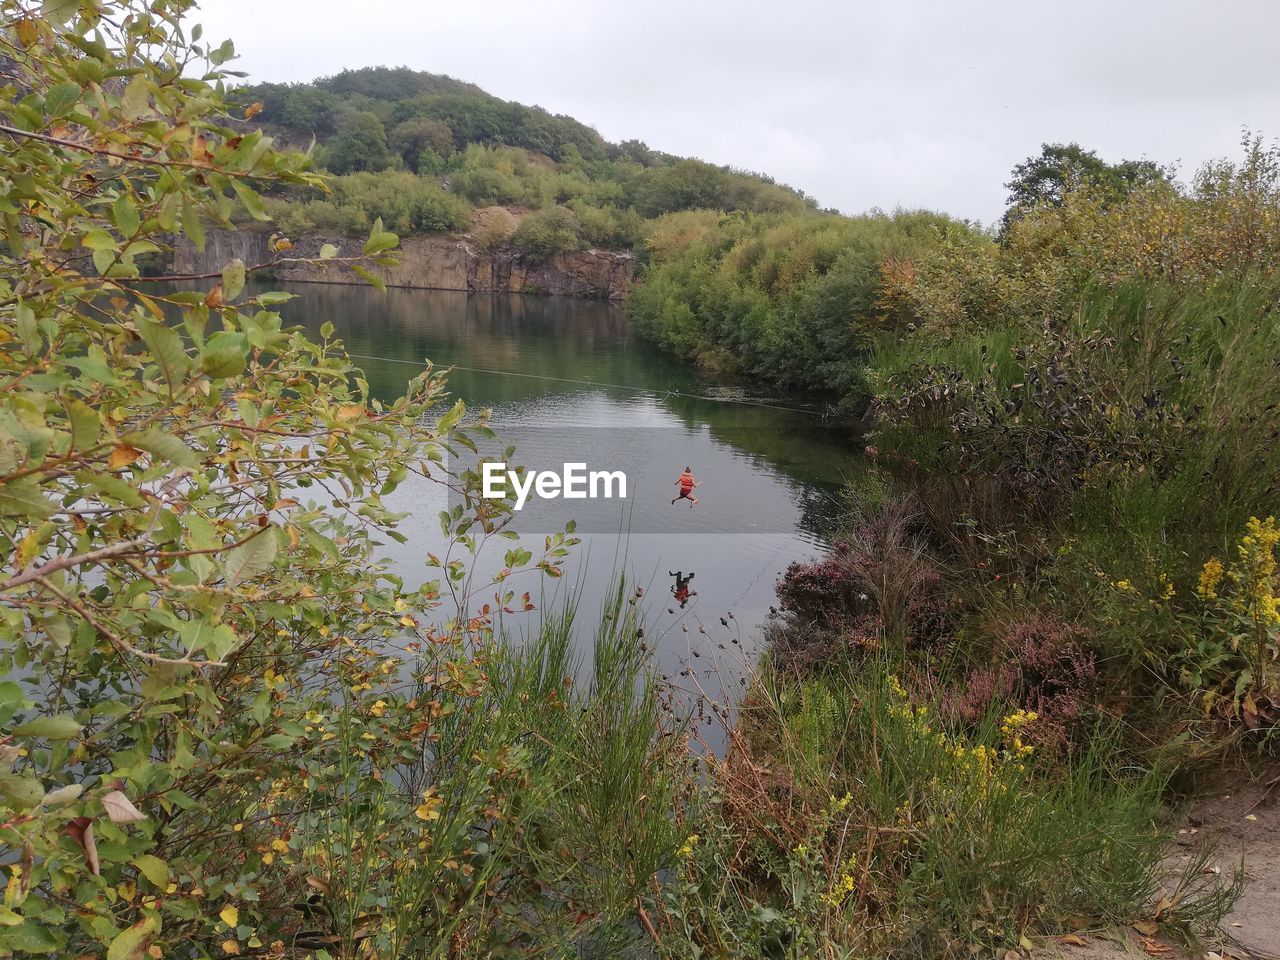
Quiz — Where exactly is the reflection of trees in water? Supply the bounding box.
[260,280,862,528]
[660,395,863,494]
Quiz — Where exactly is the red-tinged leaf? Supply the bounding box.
[64,816,99,875]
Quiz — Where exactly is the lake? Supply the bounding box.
[271,282,862,687]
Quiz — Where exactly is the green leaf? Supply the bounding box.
[130,854,169,887]
[14,302,39,354]
[12,714,82,740]
[113,194,140,239]
[65,399,100,452]
[319,243,339,260]
[81,229,118,252]
[199,332,248,379]
[350,263,385,293]
[136,317,188,392]
[0,774,44,810]
[209,38,235,66]
[44,81,82,118]
[224,528,278,586]
[106,913,160,960]
[182,202,206,252]
[92,247,116,276]
[260,734,295,749]
[120,75,151,121]
[0,906,22,926]
[0,479,54,519]
[41,0,79,25]
[362,219,399,256]
[42,783,83,806]
[178,620,237,659]
[72,469,146,508]
[0,918,61,953]
[0,682,22,715]
[221,259,246,301]
[231,180,268,221]
[121,429,198,469]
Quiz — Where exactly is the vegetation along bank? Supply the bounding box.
[2,1,1280,958]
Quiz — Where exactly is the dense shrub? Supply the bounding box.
[868,139,1280,752]
[266,170,471,236]
[630,210,976,398]
[512,205,585,260]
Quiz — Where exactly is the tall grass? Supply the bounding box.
[295,580,688,958]
[663,657,1235,959]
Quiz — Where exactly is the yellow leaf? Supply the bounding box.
[108,444,144,471]
[220,940,239,956]
[15,18,39,47]
[270,838,287,853]
[336,405,365,421]
[219,905,238,927]
[243,101,263,121]
[1132,918,1159,936]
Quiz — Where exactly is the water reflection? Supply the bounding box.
[259,281,860,683]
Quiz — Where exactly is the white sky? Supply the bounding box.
[189,0,1280,225]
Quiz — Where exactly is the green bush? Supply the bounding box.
[264,171,471,237]
[630,210,974,398]
[663,664,1234,958]
[512,205,586,260]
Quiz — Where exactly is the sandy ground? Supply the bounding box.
[1034,779,1280,960]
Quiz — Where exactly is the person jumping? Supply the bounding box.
[672,466,699,507]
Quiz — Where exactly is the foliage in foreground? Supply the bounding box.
[0,4,687,956]
[656,663,1237,959]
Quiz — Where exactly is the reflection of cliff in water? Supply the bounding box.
[257,280,861,525]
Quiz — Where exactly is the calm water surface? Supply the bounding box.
[273,283,861,685]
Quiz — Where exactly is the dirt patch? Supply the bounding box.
[1171,779,1280,959]
[468,205,521,246]
[1033,779,1280,960]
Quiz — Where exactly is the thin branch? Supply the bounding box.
[0,122,276,176]
[119,254,377,284]
[0,538,149,593]
[35,576,226,668]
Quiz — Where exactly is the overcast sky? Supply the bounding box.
[189,0,1279,224]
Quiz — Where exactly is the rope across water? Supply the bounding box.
[345,352,832,417]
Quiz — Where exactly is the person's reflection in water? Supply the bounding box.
[669,570,697,609]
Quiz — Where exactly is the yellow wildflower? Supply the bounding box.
[1197,557,1224,600]
[677,834,700,859]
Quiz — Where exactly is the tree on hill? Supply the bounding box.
[314,65,484,101]
[389,116,455,171]
[321,109,394,173]
[1001,142,1166,236]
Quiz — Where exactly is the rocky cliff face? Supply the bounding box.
[168,229,635,300]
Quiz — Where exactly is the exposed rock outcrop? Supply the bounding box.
[167,229,635,300]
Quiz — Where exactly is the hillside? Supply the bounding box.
[233,66,822,258]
